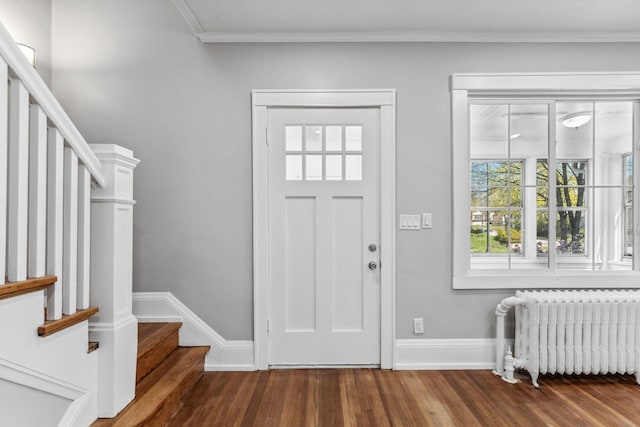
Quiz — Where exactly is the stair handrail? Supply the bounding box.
[0,20,105,187]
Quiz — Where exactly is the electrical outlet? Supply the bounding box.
[413,318,424,334]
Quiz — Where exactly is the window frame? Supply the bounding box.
[451,73,640,289]
[623,152,634,259]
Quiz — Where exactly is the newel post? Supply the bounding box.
[88,144,140,417]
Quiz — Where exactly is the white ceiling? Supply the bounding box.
[173,0,640,43]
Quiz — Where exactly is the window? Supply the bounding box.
[285,124,363,181]
[452,73,640,289]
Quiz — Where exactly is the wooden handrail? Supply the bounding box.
[38,306,99,337]
[0,20,105,187]
[0,276,57,300]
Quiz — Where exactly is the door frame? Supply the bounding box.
[251,89,396,370]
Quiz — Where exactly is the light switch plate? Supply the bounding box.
[413,318,424,334]
[399,215,421,230]
[422,213,432,229]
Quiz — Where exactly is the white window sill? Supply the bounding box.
[454,269,640,290]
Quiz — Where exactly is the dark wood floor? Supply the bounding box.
[166,369,640,426]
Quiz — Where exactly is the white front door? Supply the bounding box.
[268,107,380,366]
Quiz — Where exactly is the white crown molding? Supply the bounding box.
[394,338,513,370]
[196,31,640,44]
[172,0,640,44]
[172,0,204,34]
[132,292,255,371]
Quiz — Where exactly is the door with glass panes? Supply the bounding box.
[267,108,380,366]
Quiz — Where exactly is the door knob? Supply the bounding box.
[368,243,377,252]
[368,261,378,270]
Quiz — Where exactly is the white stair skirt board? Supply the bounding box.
[132,292,254,371]
[395,339,513,370]
[0,292,98,426]
[0,358,94,427]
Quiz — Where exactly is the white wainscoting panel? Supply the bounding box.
[0,292,98,426]
[395,338,513,370]
[133,292,255,371]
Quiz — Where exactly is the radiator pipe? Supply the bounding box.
[493,296,524,377]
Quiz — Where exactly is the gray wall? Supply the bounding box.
[0,0,52,86]
[51,0,640,340]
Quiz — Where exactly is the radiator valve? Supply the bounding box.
[501,347,518,384]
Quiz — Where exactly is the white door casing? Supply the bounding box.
[252,90,396,370]
[268,107,380,366]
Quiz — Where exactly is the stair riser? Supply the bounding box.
[138,362,204,427]
[92,323,208,427]
[136,330,179,383]
[113,350,207,427]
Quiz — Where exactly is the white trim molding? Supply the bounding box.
[133,292,255,371]
[452,72,640,94]
[0,357,94,427]
[171,0,205,35]
[170,0,640,44]
[252,89,397,370]
[394,339,513,370]
[197,31,640,44]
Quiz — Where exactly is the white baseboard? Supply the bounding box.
[132,292,255,371]
[394,338,513,370]
[132,293,510,372]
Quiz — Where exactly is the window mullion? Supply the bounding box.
[591,101,596,271]
[634,101,640,271]
[507,105,512,269]
[548,102,557,270]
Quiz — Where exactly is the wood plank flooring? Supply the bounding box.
[167,369,640,426]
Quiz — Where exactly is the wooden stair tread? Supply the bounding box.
[94,346,209,427]
[38,307,99,337]
[0,276,57,301]
[136,322,182,383]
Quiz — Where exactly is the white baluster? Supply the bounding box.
[28,104,47,278]
[0,59,8,283]
[77,165,91,310]
[46,128,64,320]
[7,78,29,282]
[63,147,78,315]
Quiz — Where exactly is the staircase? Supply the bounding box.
[93,323,209,427]
[0,19,141,424]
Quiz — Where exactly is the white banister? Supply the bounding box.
[0,58,7,282]
[77,165,91,310]
[28,104,48,278]
[0,21,104,188]
[63,148,78,315]
[7,78,29,282]
[46,128,64,320]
